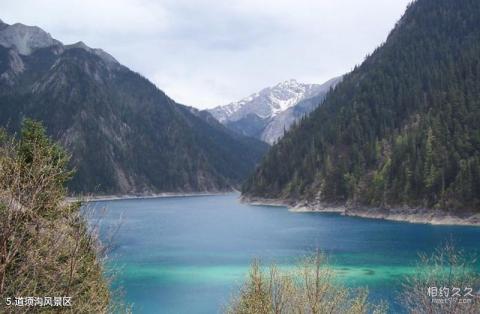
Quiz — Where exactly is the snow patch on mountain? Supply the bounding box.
[210,79,322,123]
[208,77,342,144]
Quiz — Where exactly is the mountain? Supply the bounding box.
[243,0,480,212]
[0,20,269,195]
[208,77,342,144]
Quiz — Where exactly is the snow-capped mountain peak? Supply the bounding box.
[207,76,343,144]
[209,79,323,123]
[267,79,320,113]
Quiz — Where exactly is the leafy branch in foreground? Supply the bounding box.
[0,119,125,313]
[225,253,387,314]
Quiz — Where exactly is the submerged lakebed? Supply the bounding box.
[90,193,480,313]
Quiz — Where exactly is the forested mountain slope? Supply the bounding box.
[0,20,268,195]
[243,0,480,212]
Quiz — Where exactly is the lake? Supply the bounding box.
[90,193,480,313]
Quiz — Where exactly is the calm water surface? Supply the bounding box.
[91,193,480,314]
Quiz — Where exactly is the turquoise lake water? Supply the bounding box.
[90,193,480,313]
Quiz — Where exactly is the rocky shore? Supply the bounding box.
[242,196,480,226]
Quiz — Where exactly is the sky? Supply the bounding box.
[2,0,412,109]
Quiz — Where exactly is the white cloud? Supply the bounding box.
[1,0,412,109]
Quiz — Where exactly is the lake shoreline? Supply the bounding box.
[67,191,235,202]
[242,196,480,226]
